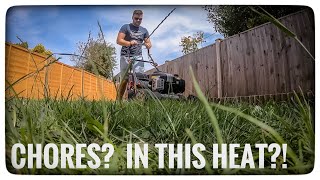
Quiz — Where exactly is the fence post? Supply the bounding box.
[102,77,104,98]
[59,64,64,98]
[25,54,31,97]
[215,38,223,98]
[6,45,12,97]
[96,76,98,100]
[5,45,12,75]
[89,74,92,100]
[71,69,74,100]
[81,69,84,98]
[44,56,50,99]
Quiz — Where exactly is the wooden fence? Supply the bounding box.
[5,43,117,100]
[146,9,315,98]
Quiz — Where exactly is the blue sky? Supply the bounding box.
[6,5,223,75]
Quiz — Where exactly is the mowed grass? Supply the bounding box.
[5,94,314,175]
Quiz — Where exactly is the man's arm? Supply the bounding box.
[117,32,130,46]
[144,37,152,49]
[116,32,138,47]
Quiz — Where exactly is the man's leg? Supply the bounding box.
[117,56,130,100]
[130,56,145,88]
[132,55,145,73]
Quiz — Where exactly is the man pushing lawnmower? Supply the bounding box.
[116,9,185,101]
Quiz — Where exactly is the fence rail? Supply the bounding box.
[5,43,117,100]
[146,9,315,98]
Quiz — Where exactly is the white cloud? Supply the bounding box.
[143,6,214,37]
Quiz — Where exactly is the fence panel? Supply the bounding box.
[146,9,314,98]
[5,43,116,101]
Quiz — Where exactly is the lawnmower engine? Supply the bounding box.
[127,71,185,100]
[149,71,185,94]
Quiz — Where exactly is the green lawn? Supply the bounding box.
[5,93,314,175]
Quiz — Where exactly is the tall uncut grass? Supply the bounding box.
[5,88,314,174]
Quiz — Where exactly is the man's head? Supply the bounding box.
[132,10,143,27]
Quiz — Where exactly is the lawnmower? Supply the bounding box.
[124,49,186,100]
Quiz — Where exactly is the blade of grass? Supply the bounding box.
[189,66,224,145]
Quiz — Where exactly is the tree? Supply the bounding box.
[180,31,205,55]
[32,43,46,54]
[31,43,54,58]
[44,50,53,56]
[14,41,29,49]
[204,5,305,37]
[71,32,116,79]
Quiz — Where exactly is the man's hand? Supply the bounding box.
[145,42,152,49]
[129,40,138,46]
[144,37,152,49]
